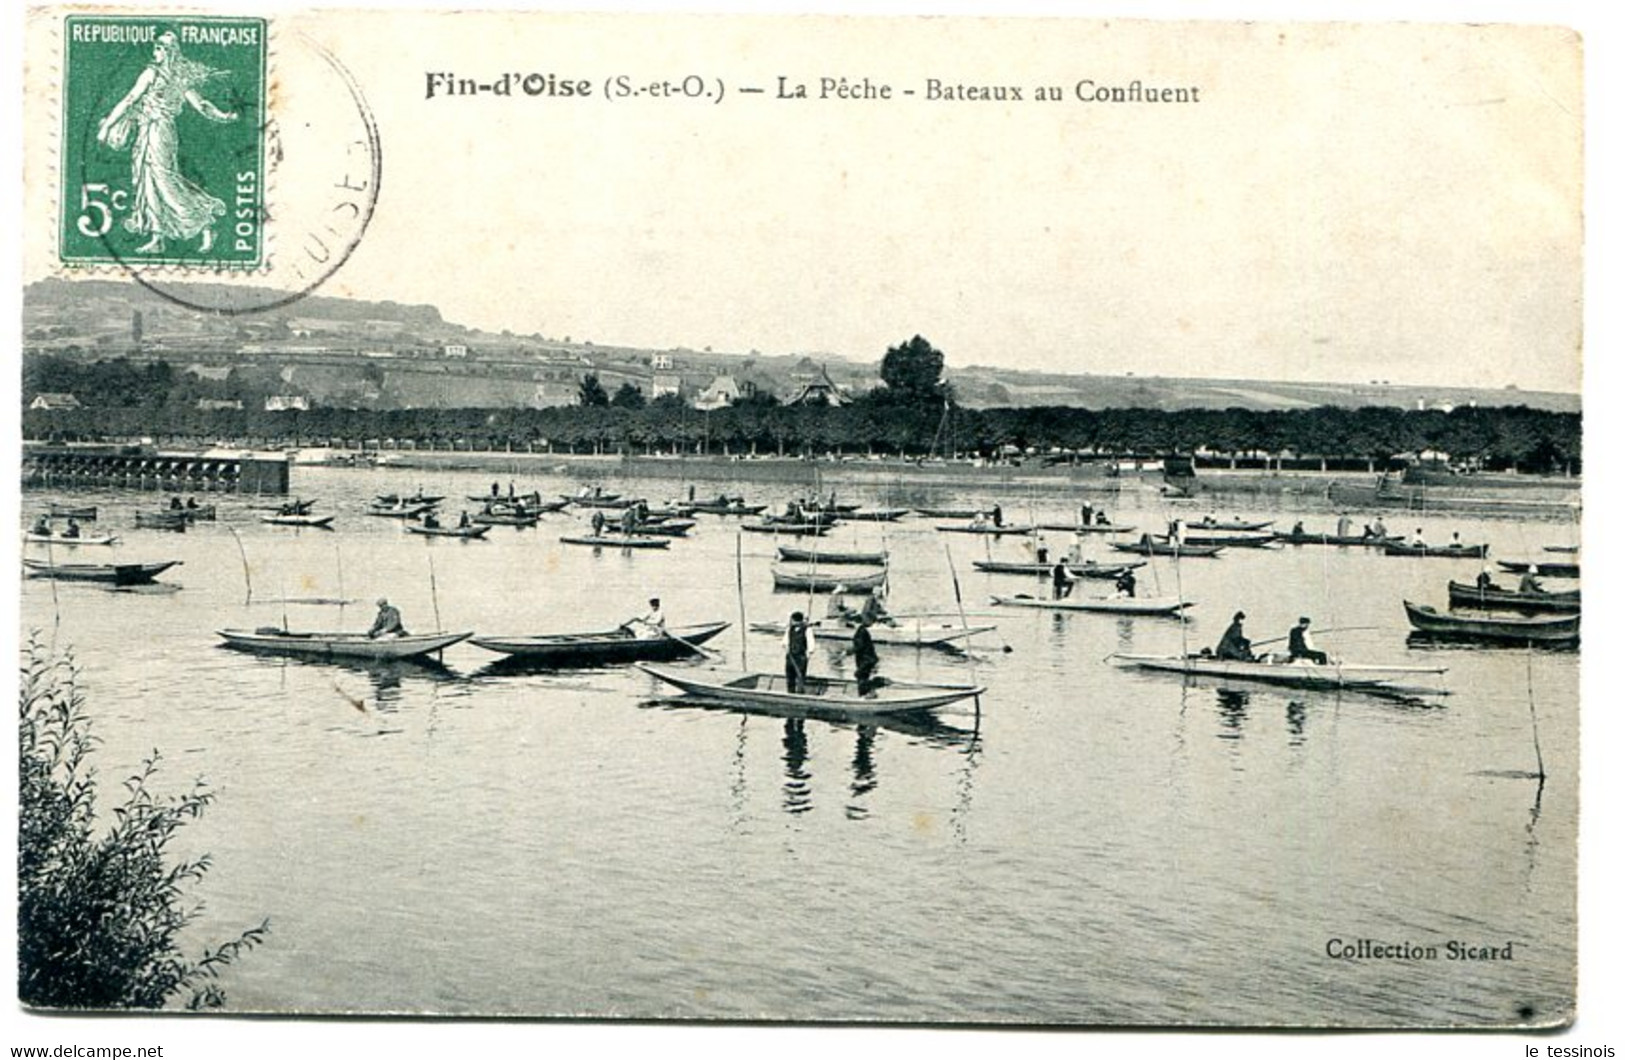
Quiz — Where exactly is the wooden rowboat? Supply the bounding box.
[406,523,491,539]
[1273,531,1402,547]
[1383,542,1490,558]
[218,628,471,660]
[622,519,696,537]
[1497,560,1580,579]
[367,502,436,519]
[376,492,445,506]
[261,513,335,528]
[1111,652,1448,692]
[23,559,180,585]
[559,533,670,549]
[179,505,216,522]
[472,510,541,527]
[1404,601,1579,644]
[638,664,985,715]
[689,500,767,516]
[1447,581,1579,614]
[991,593,1192,616]
[471,621,730,664]
[741,522,830,536]
[134,512,187,531]
[1162,530,1276,548]
[771,567,887,593]
[1189,519,1274,532]
[913,507,986,520]
[935,523,1034,536]
[972,559,1145,579]
[46,504,98,521]
[24,531,120,546]
[1035,522,1134,534]
[839,508,910,522]
[748,619,996,649]
[776,546,888,566]
[1110,540,1225,558]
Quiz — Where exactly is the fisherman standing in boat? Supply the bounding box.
[458,510,471,529]
[1372,516,1388,539]
[1051,560,1075,600]
[991,503,1004,528]
[1336,513,1352,537]
[1288,616,1329,665]
[851,613,880,697]
[1115,568,1137,599]
[591,509,606,537]
[368,598,406,638]
[785,611,811,693]
[1215,611,1254,661]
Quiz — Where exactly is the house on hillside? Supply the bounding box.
[652,373,683,400]
[695,375,740,410]
[265,395,311,411]
[29,393,82,411]
[785,363,849,407]
[196,398,245,411]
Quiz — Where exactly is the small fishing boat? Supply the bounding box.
[1383,541,1490,559]
[935,522,1035,536]
[991,593,1192,616]
[261,513,335,528]
[914,507,986,520]
[741,522,830,536]
[23,559,181,585]
[1272,531,1400,547]
[748,619,996,649]
[217,628,471,660]
[1446,581,1580,614]
[643,505,697,520]
[971,559,1144,579]
[689,500,766,516]
[375,492,445,507]
[1403,602,1579,645]
[24,531,120,546]
[467,491,544,507]
[471,621,730,664]
[1497,560,1580,579]
[764,510,841,527]
[623,519,697,537]
[638,664,985,715]
[1035,522,1134,534]
[776,545,888,566]
[254,498,315,515]
[839,508,910,522]
[1544,545,1580,554]
[1163,530,1275,548]
[771,567,887,593]
[46,504,98,521]
[1111,652,1448,692]
[179,504,216,522]
[406,523,491,539]
[567,494,638,510]
[559,533,670,549]
[367,502,437,519]
[134,512,188,531]
[472,510,541,527]
[1109,540,1225,558]
[1189,518,1274,532]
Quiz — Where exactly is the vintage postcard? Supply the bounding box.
[11,2,1602,1047]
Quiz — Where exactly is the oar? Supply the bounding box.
[1250,625,1382,649]
[660,627,722,660]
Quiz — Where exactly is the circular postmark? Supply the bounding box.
[65,19,381,316]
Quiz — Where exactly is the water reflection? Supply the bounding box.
[781,717,813,815]
[847,726,878,820]
[1285,700,1308,747]
[216,646,464,713]
[1215,688,1250,743]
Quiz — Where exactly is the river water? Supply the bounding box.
[19,466,1579,1025]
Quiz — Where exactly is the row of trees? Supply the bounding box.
[25,398,1581,472]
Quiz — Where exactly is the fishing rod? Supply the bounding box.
[1249,624,1382,649]
[226,524,253,604]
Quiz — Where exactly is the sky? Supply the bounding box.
[20,6,1584,391]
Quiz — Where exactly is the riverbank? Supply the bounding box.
[312,449,1583,518]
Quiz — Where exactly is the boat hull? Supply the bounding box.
[1404,602,1579,644]
[24,532,119,546]
[638,664,984,714]
[1446,581,1580,614]
[992,594,1191,616]
[23,559,180,585]
[771,568,887,593]
[218,629,472,660]
[1113,653,1447,691]
[407,524,491,539]
[776,546,887,565]
[1383,543,1490,558]
[261,514,335,528]
[1109,542,1225,557]
[472,622,729,664]
[559,534,670,549]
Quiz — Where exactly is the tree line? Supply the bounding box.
[24,396,1580,472]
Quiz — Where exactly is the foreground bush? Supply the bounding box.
[18,640,268,1009]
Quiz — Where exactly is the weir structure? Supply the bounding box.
[22,444,291,494]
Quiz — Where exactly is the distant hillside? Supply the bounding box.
[22,279,1580,414]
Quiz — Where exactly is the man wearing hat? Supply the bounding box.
[1214,611,1253,661]
[1288,616,1328,665]
[625,598,666,639]
[784,611,811,694]
[368,598,406,639]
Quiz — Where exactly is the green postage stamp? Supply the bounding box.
[59,15,266,268]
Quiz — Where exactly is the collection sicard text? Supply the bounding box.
[424,72,1201,106]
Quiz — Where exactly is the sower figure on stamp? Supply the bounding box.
[97,30,238,255]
